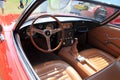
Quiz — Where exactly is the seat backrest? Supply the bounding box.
[85,60,120,80]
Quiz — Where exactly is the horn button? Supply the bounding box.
[45,30,51,36]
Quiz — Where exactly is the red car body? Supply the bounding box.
[0,14,29,80]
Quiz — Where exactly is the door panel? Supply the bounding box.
[88,25,120,57]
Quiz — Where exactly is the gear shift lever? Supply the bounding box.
[70,38,79,58]
[70,38,98,70]
[70,38,86,63]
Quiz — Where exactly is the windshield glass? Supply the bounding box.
[31,0,118,22]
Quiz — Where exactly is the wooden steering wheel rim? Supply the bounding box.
[30,14,64,53]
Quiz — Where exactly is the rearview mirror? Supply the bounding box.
[48,0,71,10]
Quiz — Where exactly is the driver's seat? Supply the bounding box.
[34,60,82,80]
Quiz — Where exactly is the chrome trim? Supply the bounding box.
[0,34,4,41]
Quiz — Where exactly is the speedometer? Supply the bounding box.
[46,23,55,29]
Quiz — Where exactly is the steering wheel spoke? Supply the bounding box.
[45,36,52,51]
[32,27,44,35]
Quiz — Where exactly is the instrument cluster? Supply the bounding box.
[35,22,73,30]
[25,22,73,37]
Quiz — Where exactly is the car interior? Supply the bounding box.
[16,15,120,80]
[15,0,120,80]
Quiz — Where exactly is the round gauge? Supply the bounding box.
[26,27,36,36]
[38,24,44,30]
[46,23,54,29]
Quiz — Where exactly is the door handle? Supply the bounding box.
[106,34,120,40]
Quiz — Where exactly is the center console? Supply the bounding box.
[58,38,94,78]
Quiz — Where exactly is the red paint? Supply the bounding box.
[0,15,29,79]
[0,14,20,25]
[111,16,120,24]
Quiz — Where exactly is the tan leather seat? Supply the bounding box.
[33,60,82,80]
[59,47,115,78]
[85,60,120,80]
[78,48,115,76]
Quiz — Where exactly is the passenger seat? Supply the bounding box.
[79,48,115,75]
[59,38,115,78]
[85,60,120,80]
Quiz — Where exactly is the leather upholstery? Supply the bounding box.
[88,25,120,57]
[33,60,82,80]
[59,47,115,78]
[79,48,115,72]
[85,60,120,80]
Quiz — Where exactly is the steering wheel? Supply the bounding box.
[30,14,64,53]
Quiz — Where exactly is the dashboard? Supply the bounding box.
[19,16,99,47]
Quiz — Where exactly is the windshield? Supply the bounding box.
[30,0,117,22]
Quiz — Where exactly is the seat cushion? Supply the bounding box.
[33,60,82,80]
[79,48,115,75]
[85,60,120,80]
